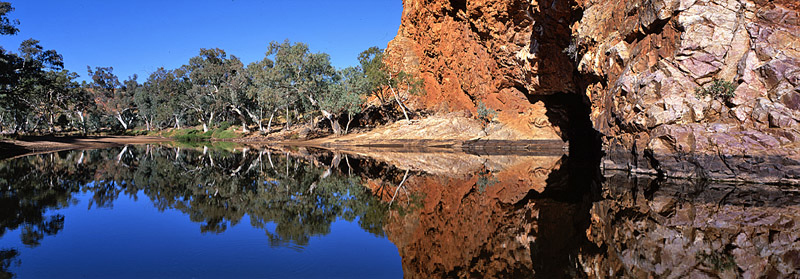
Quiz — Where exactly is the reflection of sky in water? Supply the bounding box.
[0,190,401,279]
[4,145,797,278]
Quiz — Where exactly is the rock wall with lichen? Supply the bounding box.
[387,0,800,183]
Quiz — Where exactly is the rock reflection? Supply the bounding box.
[1,143,799,278]
[583,172,800,278]
[358,149,595,278]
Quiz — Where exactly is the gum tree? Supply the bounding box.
[87,66,136,131]
[323,66,367,134]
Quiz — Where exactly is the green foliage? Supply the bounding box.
[357,46,424,121]
[211,128,238,139]
[695,79,736,101]
[217,121,231,131]
[320,66,367,134]
[167,126,239,142]
[358,46,388,102]
[476,169,498,193]
[0,7,412,136]
[696,250,737,272]
[476,101,497,125]
[0,2,19,35]
[173,129,210,142]
[0,146,393,247]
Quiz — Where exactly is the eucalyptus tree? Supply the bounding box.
[358,46,423,122]
[265,40,335,129]
[138,67,187,130]
[0,39,65,132]
[87,67,137,130]
[323,66,367,134]
[0,2,19,36]
[69,83,95,135]
[38,70,81,133]
[246,57,281,133]
[358,47,388,104]
[162,68,192,129]
[220,57,258,133]
[184,48,242,132]
[134,77,157,131]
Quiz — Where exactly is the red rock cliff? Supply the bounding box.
[387,0,800,183]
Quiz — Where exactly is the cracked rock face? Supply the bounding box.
[577,0,800,183]
[388,0,800,183]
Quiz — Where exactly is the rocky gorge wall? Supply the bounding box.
[386,0,800,184]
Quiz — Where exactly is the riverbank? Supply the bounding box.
[0,135,170,160]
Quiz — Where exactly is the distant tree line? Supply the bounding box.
[0,2,421,136]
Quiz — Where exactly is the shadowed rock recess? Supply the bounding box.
[386,0,800,184]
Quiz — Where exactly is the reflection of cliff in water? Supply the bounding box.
[2,144,800,278]
[336,143,800,278]
[583,172,800,278]
[351,146,599,278]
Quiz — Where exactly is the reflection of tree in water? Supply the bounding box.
[0,151,89,278]
[0,145,391,250]
[0,154,77,247]
[0,249,20,279]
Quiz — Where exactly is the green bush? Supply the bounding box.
[217,121,231,131]
[696,79,736,101]
[173,129,211,142]
[212,129,238,139]
[477,101,497,126]
[476,170,498,193]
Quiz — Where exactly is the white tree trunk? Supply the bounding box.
[388,85,410,122]
[76,111,86,135]
[117,145,129,164]
[115,112,129,130]
[267,111,274,133]
[345,113,352,134]
[230,106,250,133]
[285,106,290,130]
[325,111,342,135]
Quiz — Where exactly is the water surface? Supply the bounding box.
[1,144,799,278]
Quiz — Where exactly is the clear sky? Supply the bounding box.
[0,0,403,82]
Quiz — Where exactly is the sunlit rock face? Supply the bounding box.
[387,0,800,183]
[577,0,800,183]
[386,0,571,140]
[583,172,800,278]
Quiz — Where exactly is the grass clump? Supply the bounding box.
[173,129,211,142]
[209,128,238,139]
[476,101,497,126]
[167,126,239,142]
[476,169,498,193]
[696,79,736,101]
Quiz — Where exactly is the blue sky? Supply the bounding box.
[0,0,403,82]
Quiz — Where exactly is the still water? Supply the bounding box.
[1,144,799,278]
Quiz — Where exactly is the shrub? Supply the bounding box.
[213,129,238,139]
[217,121,231,131]
[476,170,498,193]
[695,79,736,101]
[476,101,497,126]
[173,129,210,142]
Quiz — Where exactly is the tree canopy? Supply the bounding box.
[0,1,422,136]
